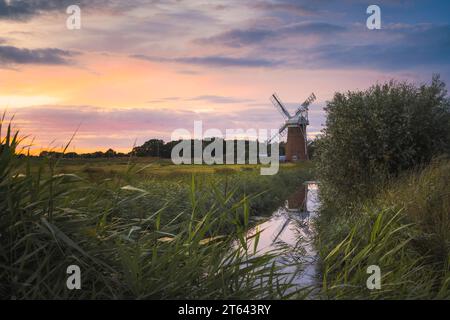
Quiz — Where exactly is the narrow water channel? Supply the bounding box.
[246,182,320,290]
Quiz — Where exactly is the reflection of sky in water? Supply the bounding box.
[245,183,320,290]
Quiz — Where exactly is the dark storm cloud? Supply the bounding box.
[0,45,78,65]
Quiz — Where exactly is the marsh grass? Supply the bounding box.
[317,158,450,299]
[0,120,314,299]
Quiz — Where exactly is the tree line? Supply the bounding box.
[38,139,288,160]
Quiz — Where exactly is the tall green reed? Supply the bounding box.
[0,119,313,299]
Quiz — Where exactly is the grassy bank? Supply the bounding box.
[317,158,450,299]
[314,77,450,299]
[0,124,314,299]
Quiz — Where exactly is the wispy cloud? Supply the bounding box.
[131,54,280,68]
[0,45,78,66]
[0,0,136,21]
[188,95,254,104]
[10,103,325,150]
[149,95,254,104]
[302,24,450,70]
[194,22,346,48]
[0,0,79,20]
[248,0,316,17]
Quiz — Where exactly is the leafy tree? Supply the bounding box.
[132,139,164,157]
[316,75,450,210]
[307,139,318,160]
[104,148,117,158]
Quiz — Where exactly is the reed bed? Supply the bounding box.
[0,121,314,299]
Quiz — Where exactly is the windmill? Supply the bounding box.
[267,92,316,161]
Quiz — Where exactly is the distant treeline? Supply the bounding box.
[38,139,289,159]
[39,149,128,159]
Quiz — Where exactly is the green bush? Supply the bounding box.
[314,76,450,299]
[316,75,450,211]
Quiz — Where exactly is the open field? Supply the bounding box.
[31,157,305,180]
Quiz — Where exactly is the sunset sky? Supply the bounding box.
[1,0,449,153]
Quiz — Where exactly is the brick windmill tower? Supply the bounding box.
[267,93,316,161]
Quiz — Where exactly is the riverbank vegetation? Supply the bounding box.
[316,75,450,299]
[0,122,314,299]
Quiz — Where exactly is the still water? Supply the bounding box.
[245,182,320,289]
